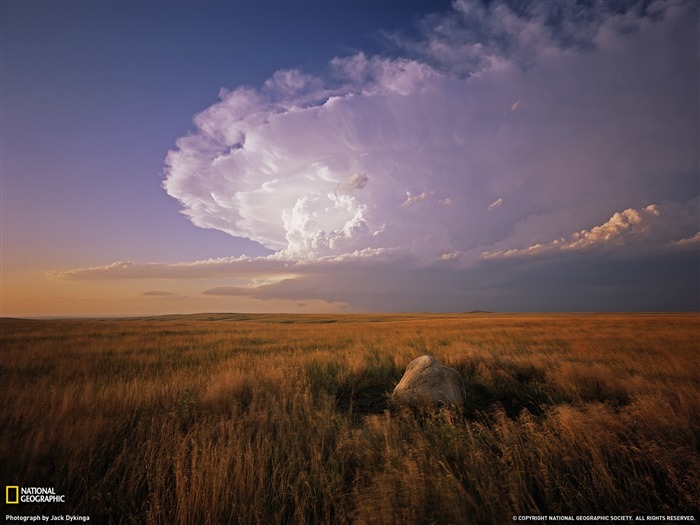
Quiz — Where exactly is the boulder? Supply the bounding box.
[392,355,464,407]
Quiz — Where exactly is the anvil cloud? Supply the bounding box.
[163,0,698,274]
[56,0,700,312]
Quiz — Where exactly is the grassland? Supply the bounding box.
[1,313,698,524]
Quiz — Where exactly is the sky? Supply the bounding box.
[1,0,698,317]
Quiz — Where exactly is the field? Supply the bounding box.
[1,313,698,524]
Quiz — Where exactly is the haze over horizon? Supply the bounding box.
[2,0,698,317]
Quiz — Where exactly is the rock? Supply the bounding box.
[392,355,464,407]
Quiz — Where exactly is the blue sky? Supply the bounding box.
[1,0,698,316]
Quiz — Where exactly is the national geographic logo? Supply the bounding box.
[5,486,66,504]
[6,486,19,504]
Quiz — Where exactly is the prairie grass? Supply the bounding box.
[1,313,698,524]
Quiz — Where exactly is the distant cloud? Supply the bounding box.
[51,257,302,281]
[487,198,503,211]
[163,0,697,270]
[203,279,295,298]
[202,286,261,297]
[400,191,434,208]
[482,204,663,258]
[49,251,401,282]
[673,231,700,247]
[565,205,660,251]
[141,290,178,296]
[202,277,357,307]
[337,172,369,192]
[440,251,460,261]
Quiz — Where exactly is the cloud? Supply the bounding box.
[487,198,503,211]
[482,204,664,259]
[163,0,697,271]
[401,191,434,208]
[203,279,306,300]
[49,250,402,282]
[338,172,369,192]
[141,290,178,297]
[440,251,460,261]
[565,205,661,250]
[52,1,700,312]
[673,232,700,247]
[51,257,300,281]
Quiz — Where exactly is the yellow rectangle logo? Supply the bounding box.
[6,485,19,504]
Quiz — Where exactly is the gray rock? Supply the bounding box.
[393,355,464,407]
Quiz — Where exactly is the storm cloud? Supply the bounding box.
[163,1,697,267]
[59,0,700,311]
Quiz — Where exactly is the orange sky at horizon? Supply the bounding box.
[1,268,350,318]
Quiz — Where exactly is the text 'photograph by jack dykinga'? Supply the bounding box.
[1,0,698,523]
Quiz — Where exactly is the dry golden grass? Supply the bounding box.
[1,313,698,524]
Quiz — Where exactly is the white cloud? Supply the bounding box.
[51,257,297,281]
[49,248,404,282]
[337,172,369,192]
[400,191,434,208]
[566,205,660,250]
[440,251,461,261]
[487,198,503,211]
[482,204,663,258]
[162,0,697,270]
